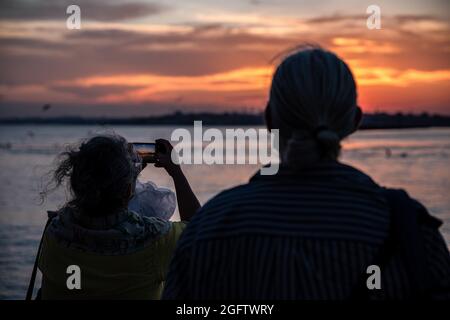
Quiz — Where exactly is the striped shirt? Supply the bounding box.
[162,161,450,300]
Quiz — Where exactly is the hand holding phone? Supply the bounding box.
[154,139,181,177]
[133,139,199,220]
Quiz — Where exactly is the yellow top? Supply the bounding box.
[38,221,186,300]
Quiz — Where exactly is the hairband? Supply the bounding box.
[313,125,330,137]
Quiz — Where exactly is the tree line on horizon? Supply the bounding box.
[1,111,450,129]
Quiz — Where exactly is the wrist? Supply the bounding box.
[169,165,183,178]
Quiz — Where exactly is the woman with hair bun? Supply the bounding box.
[163,46,450,300]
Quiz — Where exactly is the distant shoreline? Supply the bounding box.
[1,111,450,130]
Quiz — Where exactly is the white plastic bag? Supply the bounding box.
[128,179,176,220]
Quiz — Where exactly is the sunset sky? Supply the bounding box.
[0,0,449,117]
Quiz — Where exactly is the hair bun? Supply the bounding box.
[315,128,339,143]
[314,127,340,157]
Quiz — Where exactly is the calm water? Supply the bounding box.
[0,125,449,299]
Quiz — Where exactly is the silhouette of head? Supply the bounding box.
[266,45,362,170]
[50,135,139,216]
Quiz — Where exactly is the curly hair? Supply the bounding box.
[42,134,139,217]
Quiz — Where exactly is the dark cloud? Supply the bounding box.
[305,13,449,28]
[306,14,366,24]
[0,24,297,85]
[249,0,263,6]
[1,20,449,88]
[0,0,169,21]
[393,14,440,22]
[50,84,146,98]
[0,37,69,51]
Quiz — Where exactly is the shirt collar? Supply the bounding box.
[249,160,375,185]
[69,206,130,230]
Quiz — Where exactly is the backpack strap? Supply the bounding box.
[25,211,58,300]
[351,188,441,300]
[382,189,432,299]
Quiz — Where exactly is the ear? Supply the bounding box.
[353,106,363,132]
[264,102,272,132]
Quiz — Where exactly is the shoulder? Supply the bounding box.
[197,182,261,216]
[46,208,176,254]
[126,212,185,248]
[380,188,442,227]
[139,213,172,236]
[154,221,187,247]
[169,183,251,244]
[177,182,265,244]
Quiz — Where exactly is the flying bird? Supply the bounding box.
[42,104,51,111]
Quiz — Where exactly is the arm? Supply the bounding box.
[154,139,200,221]
[170,167,201,221]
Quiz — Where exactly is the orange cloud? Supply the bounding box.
[54,67,273,105]
[352,66,450,87]
[44,63,450,112]
[332,37,401,54]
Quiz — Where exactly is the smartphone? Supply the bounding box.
[132,142,166,163]
[132,142,157,163]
